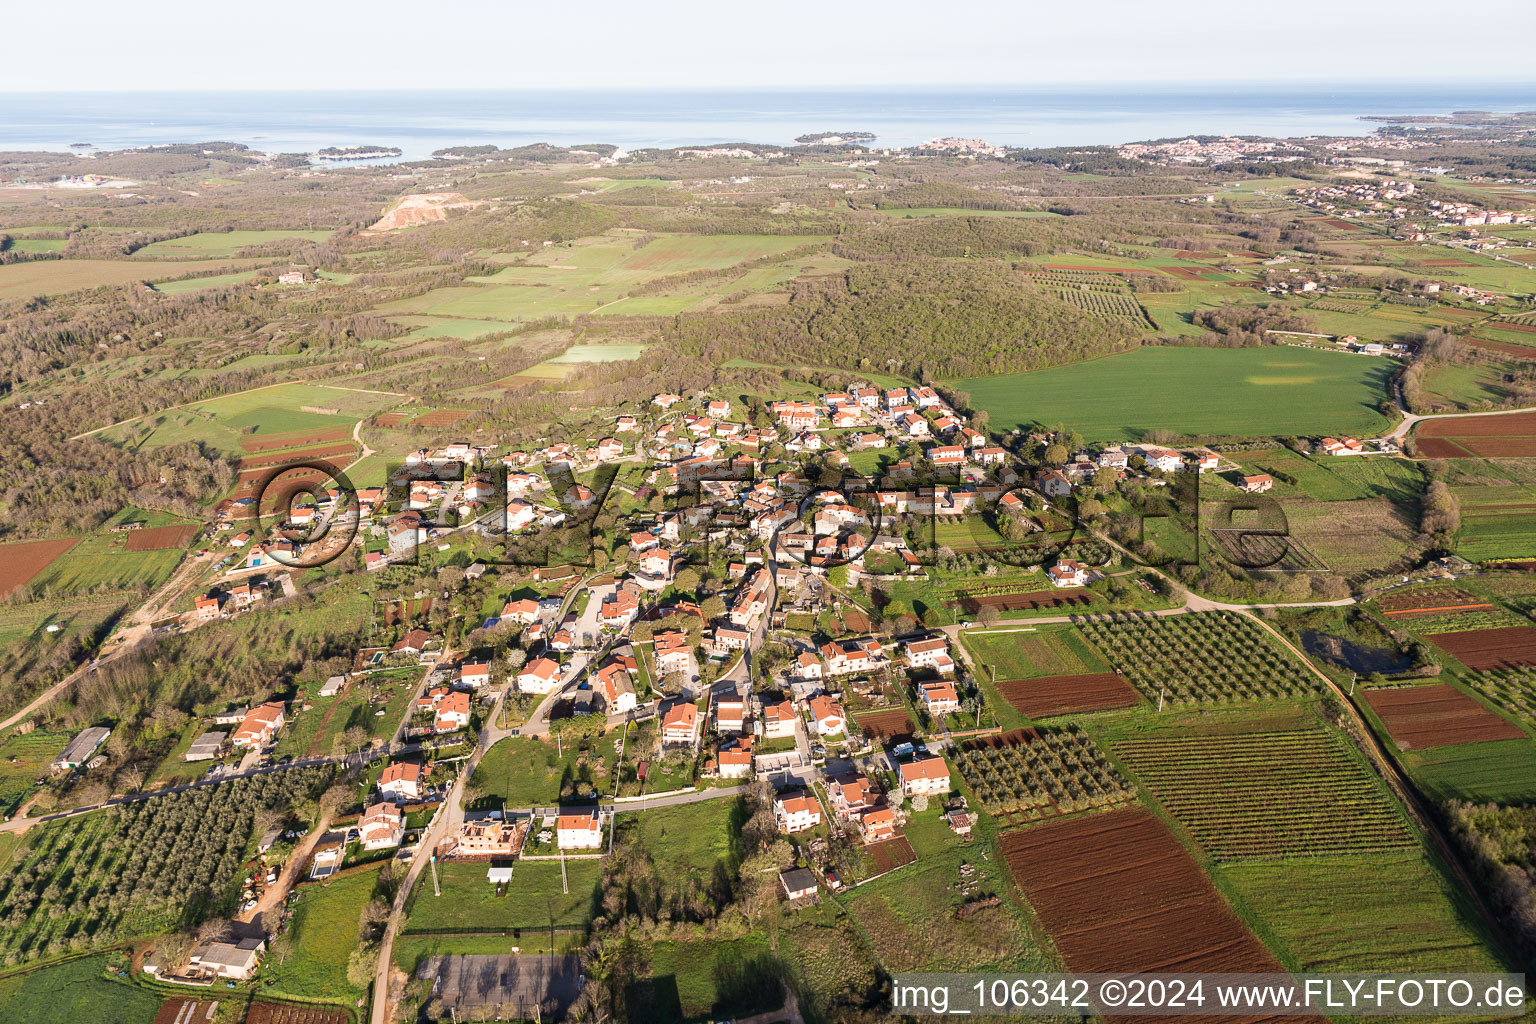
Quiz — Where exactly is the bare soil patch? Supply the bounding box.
[995,672,1140,717]
[245,1003,349,1024]
[0,537,79,595]
[855,708,917,744]
[998,808,1293,1023]
[863,835,917,875]
[1429,625,1536,671]
[415,409,474,428]
[960,588,1093,613]
[239,426,351,453]
[1365,684,1526,749]
[124,524,200,551]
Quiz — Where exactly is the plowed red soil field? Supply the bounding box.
[1364,684,1525,749]
[1465,336,1536,359]
[373,412,410,427]
[245,1004,349,1024]
[863,835,916,874]
[1496,321,1536,335]
[1378,586,1491,615]
[855,708,916,743]
[1042,263,1157,274]
[415,408,474,427]
[1420,411,1536,436]
[1428,625,1536,670]
[1417,258,1476,266]
[153,998,219,1024]
[998,808,1293,1024]
[0,537,79,596]
[960,588,1093,613]
[239,426,350,453]
[124,524,200,551]
[995,672,1140,717]
[1415,438,1472,458]
[236,441,358,471]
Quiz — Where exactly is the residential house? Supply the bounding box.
[762,700,797,739]
[920,680,961,715]
[557,810,604,850]
[859,806,897,844]
[454,662,491,689]
[187,938,266,981]
[517,657,562,695]
[595,657,637,713]
[434,691,471,732]
[661,702,700,746]
[715,697,747,735]
[1048,559,1089,588]
[716,736,754,779]
[827,774,877,822]
[1241,473,1274,494]
[808,695,846,736]
[653,630,692,676]
[231,703,286,750]
[1036,469,1072,498]
[905,637,954,673]
[359,802,404,850]
[899,756,952,797]
[774,791,823,833]
[379,761,425,802]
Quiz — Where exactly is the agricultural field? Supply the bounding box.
[108,381,401,453]
[23,510,199,596]
[0,955,162,1024]
[853,708,917,744]
[958,625,1107,680]
[997,808,1284,975]
[1375,585,1492,616]
[1400,738,1536,804]
[135,230,335,258]
[843,853,1041,973]
[952,346,1393,441]
[952,727,1134,822]
[631,935,782,1023]
[378,231,825,324]
[1276,498,1418,575]
[0,728,68,817]
[0,257,264,301]
[1078,611,1319,705]
[1362,684,1526,750]
[1453,485,1536,560]
[151,269,262,295]
[264,866,380,1004]
[1462,666,1536,728]
[0,537,80,597]
[1414,409,1536,459]
[401,860,601,933]
[1424,624,1536,670]
[994,672,1141,718]
[1113,729,1414,859]
[1216,852,1508,973]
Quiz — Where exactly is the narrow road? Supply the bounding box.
[242,811,333,929]
[1387,402,1536,442]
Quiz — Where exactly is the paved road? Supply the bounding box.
[1386,402,1536,442]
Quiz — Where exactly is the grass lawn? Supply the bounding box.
[950,347,1394,441]
[1216,852,1507,972]
[1282,499,1418,575]
[110,382,403,451]
[0,729,69,816]
[1454,485,1536,561]
[0,956,161,1024]
[1401,738,1536,803]
[264,872,377,1007]
[841,844,1043,973]
[630,936,782,1024]
[472,733,622,806]
[151,269,262,294]
[264,867,380,1003]
[403,860,601,932]
[619,797,743,878]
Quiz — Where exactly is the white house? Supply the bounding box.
[557,809,604,850]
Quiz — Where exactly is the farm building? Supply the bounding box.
[52,726,111,772]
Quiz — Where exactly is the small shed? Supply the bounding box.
[779,868,820,901]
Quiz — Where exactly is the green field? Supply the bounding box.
[472,733,623,807]
[24,509,198,595]
[617,798,741,879]
[152,269,261,295]
[952,347,1394,441]
[0,729,68,816]
[630,935,784,1023]
[1454,485,1536,560]
[0,956,161,1024]
[402,860,601,933]
[110,381,402,451]
[378,232,825,323]
[0,258,264,301]
[1217,852,1507,972]
[1401,738,1536,803]
[265,867,379,1003]
[959,626,1108,680]
[136,230,335,258]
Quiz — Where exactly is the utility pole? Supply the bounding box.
[1158,686,1165,712]
[429,852,441,897]
[1349,672,1357,697]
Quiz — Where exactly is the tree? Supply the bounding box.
[346,943,379,989]
[196,918,233,944]
[506,647,527,669]
[911,793,929,813]
[673,567,701,594]
[1044,443,1068,466]
[701,595,727,621]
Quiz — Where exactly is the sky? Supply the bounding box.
[8,0,1536,92]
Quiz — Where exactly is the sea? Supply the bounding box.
[4,85,1535,162]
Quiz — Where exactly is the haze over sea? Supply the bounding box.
[5,86,1536,161]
